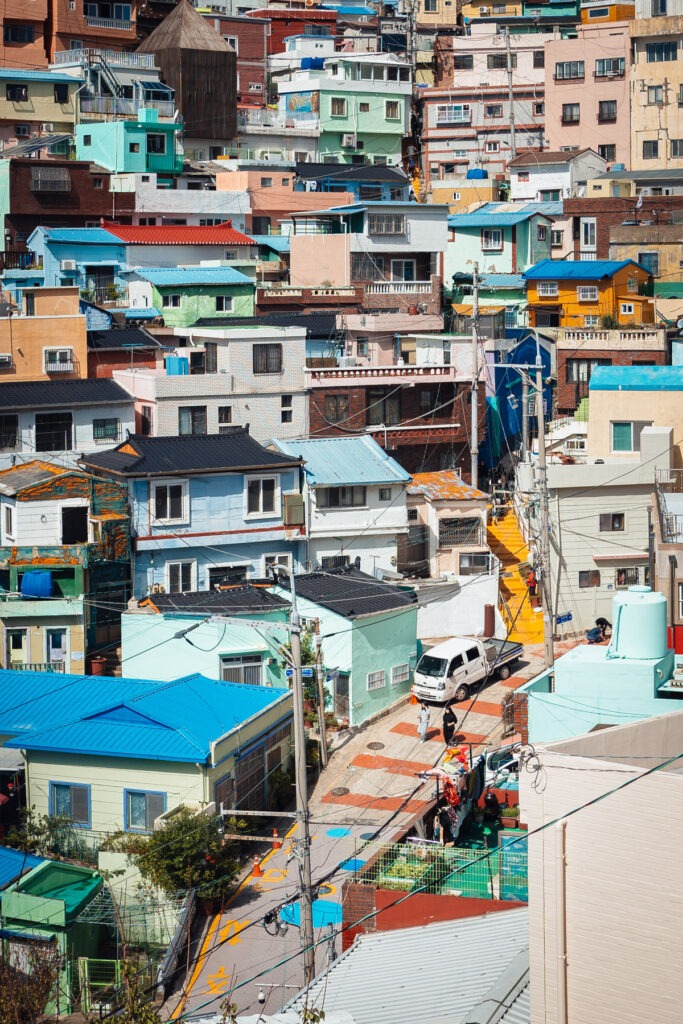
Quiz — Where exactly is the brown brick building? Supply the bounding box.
[564,194,683,261]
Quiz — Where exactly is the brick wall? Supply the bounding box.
[512,691,528,746]
[564,195,683,260]
[341,881,376,951]
[556,347,667,413]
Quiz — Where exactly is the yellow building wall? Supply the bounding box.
[528,264,653,327]
[580,1,634,22]
[0,620,85,673]
[0,79,78,130]
[610,239,683,286]
[587,388,683,463]
[460,2,521,18]
[430,179,502,212]
[0,287,88,381]
[630,16,683,170]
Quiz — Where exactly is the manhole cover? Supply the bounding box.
[331,786,350,796]
[367,741,385,750]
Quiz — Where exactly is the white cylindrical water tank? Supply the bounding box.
[607,586,668,660]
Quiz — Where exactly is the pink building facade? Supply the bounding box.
[544,22,631,167]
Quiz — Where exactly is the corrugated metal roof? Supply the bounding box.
[524,259,639,281]
[103,221,255,246]
[136,266,252,286]
[498,981,530,1024]
[285,908,529,1024]
[0,846,44,890]
[272,435,411,486]
[589,365,683,391]
[290,567,416,618]
[480,273,525,289]
[42,227,120,244]
[449,211,544,228]
[4,673,291,762]
[408,470,488,501]
[249,234,291,253]
[0,69,81,83]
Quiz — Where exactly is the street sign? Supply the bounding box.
[556,612,573,625]
[285,668,315,677]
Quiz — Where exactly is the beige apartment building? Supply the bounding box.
[544,22,631,166]
[0,286,87,382]
[630,15,683,169]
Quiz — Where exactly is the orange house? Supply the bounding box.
[524,259,654,329]
[0,286,88,383]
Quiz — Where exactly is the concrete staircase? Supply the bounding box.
[488,507,544,645]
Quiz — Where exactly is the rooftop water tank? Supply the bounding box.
[466,168,488,179]
[607,586,668,660]
[166,356,189,376]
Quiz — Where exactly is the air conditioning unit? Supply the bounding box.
[60,259,77,272]
[479,6,490,13]
[41,122,54,133]
[0,353,12,367]
[639,187,651,196]
[341,133,357,148]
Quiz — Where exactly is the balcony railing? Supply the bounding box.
[306,364,457,385]
[84,15,133,30]
[0,251,42,270]
[435,113,471,125]
[146,153,184,173]
[80,96,175,118]
[237,109,320,134]
[53,48,156,68]
[6,662,66,673]
[81,284,129,307]
[365,280,433,294]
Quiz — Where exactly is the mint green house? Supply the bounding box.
[277,53,412,166]
[274,569,418,727]
[75,108,183,175]
[131,265,255,327]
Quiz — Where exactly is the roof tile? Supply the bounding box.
[103,220,256,246]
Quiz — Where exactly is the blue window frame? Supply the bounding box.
[124,789,166,832]
[49,781,91,828]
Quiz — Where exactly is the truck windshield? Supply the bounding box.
[417,655,447,677]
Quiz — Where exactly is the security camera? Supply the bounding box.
[258,989,266,1005]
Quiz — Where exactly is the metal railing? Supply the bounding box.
[365,280,433,294]
[7,661,66,672]
[53,47,156,68]
[656,468,683,493]
[82,284,129,306]
[80,96,175,118]
[306,364,455,383]
[237,109,319,132]
[146,153,184,173]
[360,839,527,902]
[0,251,42,270]
[84,15,133,29]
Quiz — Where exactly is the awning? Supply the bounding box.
[452,303,506,315]
[592,552,649,562]
[140,80,174,95]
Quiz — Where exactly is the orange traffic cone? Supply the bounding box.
[272,828,282,850]
[252,854,264,878]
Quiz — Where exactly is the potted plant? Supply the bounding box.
[500,804,520,829]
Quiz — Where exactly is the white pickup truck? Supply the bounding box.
[412,635,523,704]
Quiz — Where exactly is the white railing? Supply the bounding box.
[306,364,455,383]
[84,16,133,30]
[237,109,319,133]
[81,96,175,118]
[365,281,433,294]
[53,48,156,68]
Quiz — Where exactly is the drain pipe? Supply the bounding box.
[555,820,568,1024]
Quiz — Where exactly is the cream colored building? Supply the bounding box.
[523,709,683,1024]
[610,224,683,283]
[429,176,503,212]
[630,16,683,170]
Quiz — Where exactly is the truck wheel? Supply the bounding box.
[455,683,470,702]
[498,665,512,681]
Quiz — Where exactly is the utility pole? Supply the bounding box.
[534,337,554,670]
[505,27,517,162]
[270,568,315,986]
[470,261,480,489]
[315,634,328,770]
[521,373,529,459]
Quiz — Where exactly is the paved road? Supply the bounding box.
[172,639,575,1020]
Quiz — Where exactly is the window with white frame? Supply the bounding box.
[615,566,640,589]
[391,663,410,686]
[485,141,500,153]
[153,480,187,524]
[611,420,652,452]
[385,100,400,119]
[246,476,278,516]
[378,487,392,501]
[368,212,406,235]
[580,218,597,250]
[555,60,584,79]
[264,553,292,575]
[281,394,293,424]
[584,315,600,326]
[216,295,233,312]
[221,654,263,686]
[577,285,599,301]
[538,281,558,296]
[166,560,195,593]
[482,228,503,251]
[331,96,347,116]
[620,302,635,316]
[367,669,386,691]
[435,103,470,124]
[162,294,181,308]
[318,486,366,508]
[678,581,683,619]
[4,504,14,541]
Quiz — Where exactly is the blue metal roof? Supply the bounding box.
[519,201,564,216]
[589,365,683,392]
[449,210,546,228]
[524,259,641,280]
[0,69,82,84]
[124,307,161,318]
[249,234,291,253]
[136,267,253,286]
[272,435,411,486]
[41,228,120,245]
[320,4,377,12]
[0,846,44,890]
[480,273,525,290]
[3,672,290,763]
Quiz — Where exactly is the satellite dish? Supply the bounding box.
[677,318,683,329]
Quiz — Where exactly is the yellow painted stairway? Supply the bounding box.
[487,508,545,645]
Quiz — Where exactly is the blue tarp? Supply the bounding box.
[21,571,52,599]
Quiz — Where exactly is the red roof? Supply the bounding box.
[101,220,256,246]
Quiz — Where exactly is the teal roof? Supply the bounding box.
[480,273,525,290]
[589,366,683,392]
[39,228,120,245]
[272,435,411,486]
[4,672,290,762]
[136,267,253,287]
[0,598,84,619]
[449,210,547,228]
[250,235,291,253]
[0,69,81,84]
[524,259,643,280]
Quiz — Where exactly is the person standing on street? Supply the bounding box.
[418,702,430,743]
[442,706,458,746]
